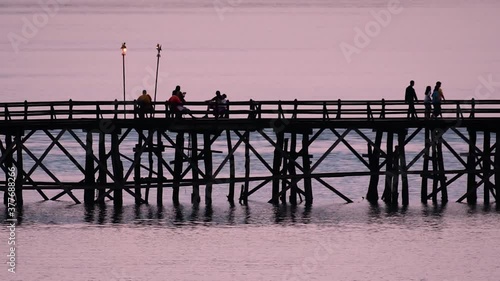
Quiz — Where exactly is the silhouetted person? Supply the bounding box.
[137,89,153,118]
[423,86,432,119]
[405,80,418,119]
[432,81,445,118]
[168,90,194,119]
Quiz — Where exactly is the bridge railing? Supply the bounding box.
[1,99,500,121]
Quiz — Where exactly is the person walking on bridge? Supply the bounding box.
[405,80,418,119]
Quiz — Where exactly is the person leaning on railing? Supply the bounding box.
[137,89,153,118]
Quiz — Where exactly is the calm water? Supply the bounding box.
[1,0,500,280]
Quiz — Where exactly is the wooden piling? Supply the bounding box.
[366,130,382,202]
[243,131,250,205]
[382,132,394,204]
[398,132,409,205]
[111,132,123,206]
[134,132,143,204]
[271,132,284,204]
[436,134,447,203]
[483,131,491,204]
[191,133,200,204]
[203,133,213,205]
[15,132,23,206]
[280,138,289,204]
[303,133,313,205]
[495,131,500,203]
[421,128,430,203]
[391,145,399,204]
[84,131,95,204]
[173,132,184,205]
[467,129,477,204]
[97,132,107,204]
[289,133,298,205]
[145,129,154,203]
[226,130,235,206]
[156,130,163,206]
[431,129,438,203]
[3,134,13,205]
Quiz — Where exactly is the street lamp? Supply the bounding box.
[121,42,127,119]
[153,43,162,117]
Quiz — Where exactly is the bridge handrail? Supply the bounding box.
[1,98,500,121]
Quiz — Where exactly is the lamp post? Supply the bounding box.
[121,42,127,119]
[153,43,162,117]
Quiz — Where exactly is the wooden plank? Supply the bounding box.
[483,131,491,204]
[111,132,123,206]
[398,132,409,205]
[366,130,383,203]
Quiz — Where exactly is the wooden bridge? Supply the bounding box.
[1,99,499,207]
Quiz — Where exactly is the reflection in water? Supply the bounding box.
[97,204,107,224]
[84,204,95,223]
[112,205,123,224]
[173,204,184,223]
[189,204,199,222]
[204,205,213,222]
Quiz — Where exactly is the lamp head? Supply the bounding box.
[121,42,127,56]
[156,44,162,52]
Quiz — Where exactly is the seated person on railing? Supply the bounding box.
[137,89,153,118]
[204,91,228,118]
[168,90,194,118]
[216,94,228,117]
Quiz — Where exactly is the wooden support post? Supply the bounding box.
[382,132,394,204]
[203,133,213,205]
[271,132,284,204]
[156,130,163,206]
[437,134,447,203]
[391,146,399,204]
[111,132,123,206]
[367,130,382,202]
[495,131,500,203]
[431,129,438,203]
[289,133,298,205]
[467,129,477,204]
[134,132,143,204]
[191,133,200,204]
[97,133,107,204]
[302,133,313,205]
[3,135,13,205]
[84,131,95,204]
[145,129,153,203]
[173,132,184,206]
[226,130,235,206]
[483,131,491,204]
[280,138,289,205]
[421,128,430,203]
[398,132,409,205]
[15,132,23,206]
[243,131,250,205]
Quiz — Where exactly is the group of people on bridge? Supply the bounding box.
[136,86,228,119]
[405,80,446,119]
